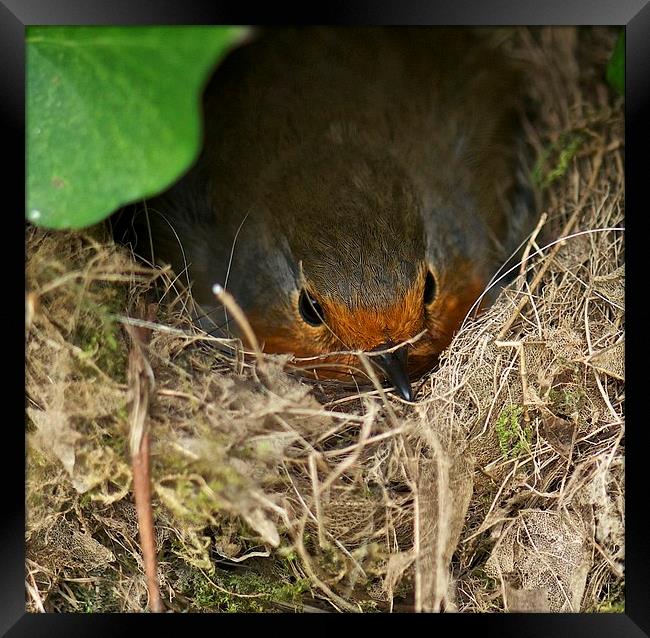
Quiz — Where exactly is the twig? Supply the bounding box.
[212,284,263,364]
[26,570,46,613]
[518,212,548,277]
[309,454,327,548]
[126,302,165,613]
[132,431,164,612]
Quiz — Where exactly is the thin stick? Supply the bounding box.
[308,454,327,549]
[26,569,46,613]
[212,284,263,364]
[518,212,548,277]
[127,303,165,613]
[132,430,164,612]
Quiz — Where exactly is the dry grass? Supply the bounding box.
[25,26,624,613]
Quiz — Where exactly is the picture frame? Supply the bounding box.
[8,0,647,634]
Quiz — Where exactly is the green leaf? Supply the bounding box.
[27,26,246,229]
[606,30,625,96]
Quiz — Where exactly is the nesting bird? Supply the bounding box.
[126,27,533,400]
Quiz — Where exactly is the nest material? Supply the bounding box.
[25,26,624,613]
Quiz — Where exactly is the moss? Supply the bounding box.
[532,131,585,189]
[187,567,311,612]
[279,548,298,564]
[169,534,213,572]
[64,276,131,385]
[591,581,625,613]
[157,476,224,525]
[597,599,625,613]
[74,306,128,384]
[495,404,531,459]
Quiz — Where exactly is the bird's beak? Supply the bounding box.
[370,343,413,402]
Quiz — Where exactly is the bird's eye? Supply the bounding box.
[423,270,437,305]
[299,290,325,326]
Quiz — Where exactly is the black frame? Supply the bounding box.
[8,0,648,635]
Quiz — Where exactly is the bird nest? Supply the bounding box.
[25,26,624,613]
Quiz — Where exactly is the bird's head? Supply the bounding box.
[221,147,490,400]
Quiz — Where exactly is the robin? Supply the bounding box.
[123,27,534,401]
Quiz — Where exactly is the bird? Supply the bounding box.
[120,27,534,401]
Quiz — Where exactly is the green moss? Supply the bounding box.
[66,277,131,384]
[597,599,625,613]
[495,404,531,459]
[532,132,585,190]
[165,477,224,524]
[187,567,311,612]
[592,581,625,613]
[279,548,298,564]
[75,310,127,383]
